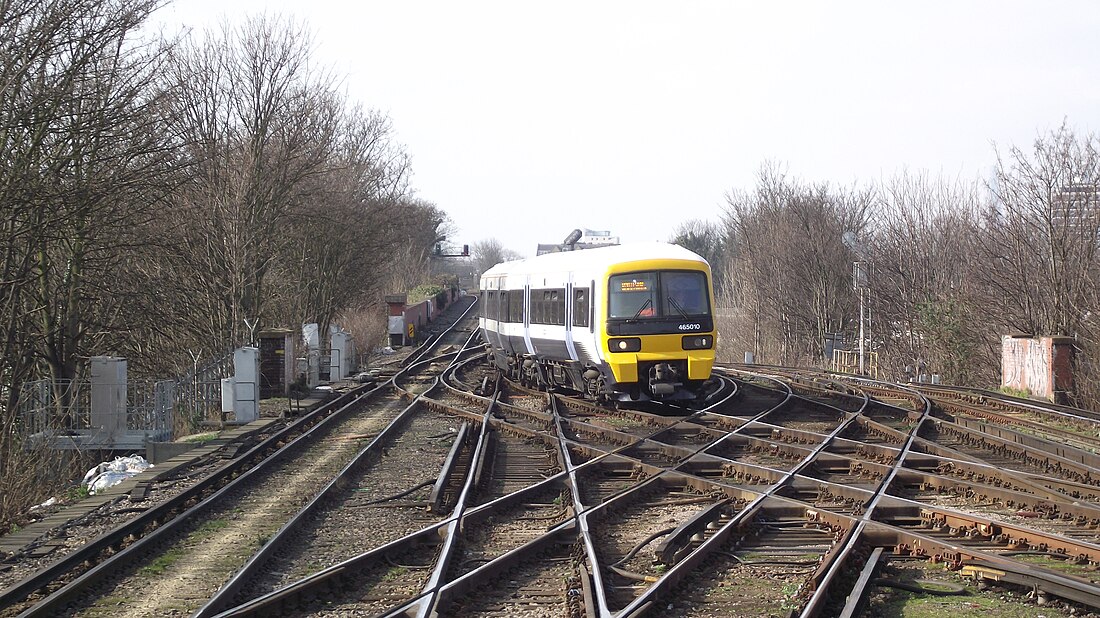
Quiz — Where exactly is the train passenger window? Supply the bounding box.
[572,288,589,327]
[608,273,659,319]
[542,290,550,325]
[530,291,541,324]
[527,289,563,325]
[662,271,709,316]
[549,289,564,326]
[509,290,524,323]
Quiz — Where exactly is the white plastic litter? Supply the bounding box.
[81,455,153,495]
[30,497,58,511]
[380,347,396,355]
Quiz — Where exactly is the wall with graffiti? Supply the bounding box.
[1001,335,1075,403]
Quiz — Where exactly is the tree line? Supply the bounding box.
[1,0,447,521]
[674,124,1100,409]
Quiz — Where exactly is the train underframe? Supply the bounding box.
[498,351,706,403]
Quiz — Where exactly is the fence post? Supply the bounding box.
[154,380,175,439]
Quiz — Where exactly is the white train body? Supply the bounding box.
[478,242,716,401]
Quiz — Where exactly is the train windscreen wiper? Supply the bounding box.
[667,296,689,318]
[632,298,653,319]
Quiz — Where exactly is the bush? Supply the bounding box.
[408,284,444,304]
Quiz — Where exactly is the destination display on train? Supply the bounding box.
[619,280,649,292]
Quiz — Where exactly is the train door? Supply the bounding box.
[492,278,507,355]
[565,275,578,362]
[522,278,534,354]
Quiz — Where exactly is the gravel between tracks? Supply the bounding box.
[237,406,465,602]
[68,393,409,618]
[0,454,234,595]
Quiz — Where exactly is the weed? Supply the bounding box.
[196,519,229,537]
[64,485,90,503]
[998,386,1031,399]
[383,566,407,580]
[874,585,1057,617]
[140,547,185,576]
[182,432,219,444]
[780,582,802,612]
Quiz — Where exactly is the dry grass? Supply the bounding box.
[337,305,388,368]
[0,436,95,534]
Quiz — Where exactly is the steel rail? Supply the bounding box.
[16,384,381,618]
[783,370,1100,617]
[9,302,479,618]
[533,372,790,617]
[914,383,1100,424]
[208,466,580,617]
[797,375,932,617]
[611,371,869,617]
[0,383,368,612]
[211,372,767,617]
[192,341,480,617]
[214,360,1100,615]
[413,379,499,618]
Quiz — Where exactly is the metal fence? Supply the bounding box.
[174,350,234,427]
[15,379,89,436]
[13,345,291,449]
[15,378,174,447]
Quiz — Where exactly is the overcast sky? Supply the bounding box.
[155,1,1100,257]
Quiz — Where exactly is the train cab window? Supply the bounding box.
[662,271,709,317]
[483,291,492,319]
[572,288,590,327]
[608,273,659,319]
[609,271,710,320]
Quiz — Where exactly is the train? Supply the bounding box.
[478,242,717,402]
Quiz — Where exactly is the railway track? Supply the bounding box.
[6,344,1100,616]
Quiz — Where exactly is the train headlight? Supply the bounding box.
[609,337,641,352]
[682,335,712,350]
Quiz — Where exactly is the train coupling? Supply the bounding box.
[649,362,682,396]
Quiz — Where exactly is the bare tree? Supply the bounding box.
[974,125,1100,403]
[867,172,989,383]
[669,219,727,289]
[273,107,418,338]
[0,0,173,528]
[158,15,341,352]
[720,165,872,366]
[471,238,521,277]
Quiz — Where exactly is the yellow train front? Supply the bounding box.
[479,242,717,402]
